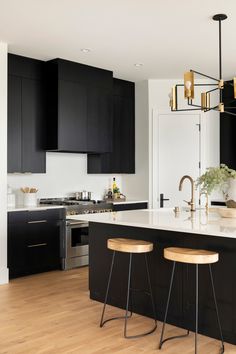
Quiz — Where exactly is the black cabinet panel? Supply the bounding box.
[8,53,43,80]
[7,54,46,173]
[58,80,87,151]
[21,78,46,172]
[220,80,236,169]
[8,209,65,278]
[45,58,113,153]
[7,75,22,173]
[87,87,113,153]
[112,202,148,212]
[89,223,236,345]
[87,78,135,173]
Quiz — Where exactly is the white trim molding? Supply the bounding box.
[0,42,9,284]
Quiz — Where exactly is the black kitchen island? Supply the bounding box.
[70,209,236,345]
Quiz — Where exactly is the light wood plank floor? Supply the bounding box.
[0,267,235,354]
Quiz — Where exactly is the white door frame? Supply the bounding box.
[151,109,206,209]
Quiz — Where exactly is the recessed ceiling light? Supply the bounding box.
[81,48,91,53]
[134,63,143,67]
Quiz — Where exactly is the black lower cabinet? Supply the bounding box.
[89,223,236,345]
[8,209,65,279]
[112,202,148,212]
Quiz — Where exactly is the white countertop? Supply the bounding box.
[67,208,236,239]
[110,199,148,205]
[7,205,65,212]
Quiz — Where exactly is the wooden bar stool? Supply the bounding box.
[159,247,224,354]
[100,238,157,338]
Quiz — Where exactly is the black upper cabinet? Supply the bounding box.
[220,80,236,169]
[45,59,113,153]
[8,75,22,172]
[87,78,135,174]
[8,54,46,173]
[58,80,87,151]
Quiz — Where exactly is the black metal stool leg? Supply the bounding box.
[209,265,225,354]
[124,253,158,339]
[195,264,199,354]
[100,251,132,328]
[100,251,116,327]
[124,253,132,338]
[159,262,189,349]
[159,262,175,349]
[145,254,158,330]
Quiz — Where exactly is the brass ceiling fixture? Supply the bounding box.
[169,14,236,116]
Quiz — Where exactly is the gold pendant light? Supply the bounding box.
[169,14,236,116]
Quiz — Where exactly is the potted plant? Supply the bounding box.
[196,164,236,208]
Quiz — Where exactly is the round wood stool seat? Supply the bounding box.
[108,238,153,254]
[164,247,219,265]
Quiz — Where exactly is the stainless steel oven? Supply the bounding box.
[62,220,89,270]
[40,198,113,270]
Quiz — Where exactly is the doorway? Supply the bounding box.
[152,110,204,209]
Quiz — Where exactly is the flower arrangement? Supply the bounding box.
[196,164,236,194]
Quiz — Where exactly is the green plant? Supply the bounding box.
[196,164,236,194]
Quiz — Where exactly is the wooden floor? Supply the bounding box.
[0,268,235,354]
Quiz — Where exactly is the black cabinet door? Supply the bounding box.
[25,220,61,272]
[7,75,22,173]
[220,80,236,169]
[7,54,46,173]
[58,79,87,152]
[87,79,135,173]
[87,87,113,153]
[119,96,135,173]
[112,202,148,212]
[8,210,63,278]
[21,78,46,172]
[8,219,27,277]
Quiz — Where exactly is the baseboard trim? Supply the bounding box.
[0,267,9,284]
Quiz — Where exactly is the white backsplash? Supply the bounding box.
[8,152,122,205]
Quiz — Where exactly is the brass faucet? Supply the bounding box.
[179,175,195,211]
[200,191,209,211]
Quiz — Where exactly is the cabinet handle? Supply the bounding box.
[28,220,47,224]
[27,243,47,248]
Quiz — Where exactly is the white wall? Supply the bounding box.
[0,42,9,284]
[122,81,149,200]
[124,79,220,206]
[8,153,122,204]
[148,79,220,205]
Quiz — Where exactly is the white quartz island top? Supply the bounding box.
[67,208,236,239]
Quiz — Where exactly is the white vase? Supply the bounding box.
[23,193,37,207]
[225,178,236,208]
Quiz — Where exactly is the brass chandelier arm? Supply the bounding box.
[176,83,218,87]
[206,87,219,94]
[171,107,202,112]
[190,69,220,82]
[220,110,236,116]
[187,98,201,108]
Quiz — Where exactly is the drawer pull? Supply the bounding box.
[27,243,47,248]
[28,220,47,224]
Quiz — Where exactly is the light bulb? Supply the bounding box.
[185,80,192,90]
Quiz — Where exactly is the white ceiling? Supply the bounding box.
[0,0,236,82]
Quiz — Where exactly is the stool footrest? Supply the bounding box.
[100,311,132,328]
[159,330,190,349]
